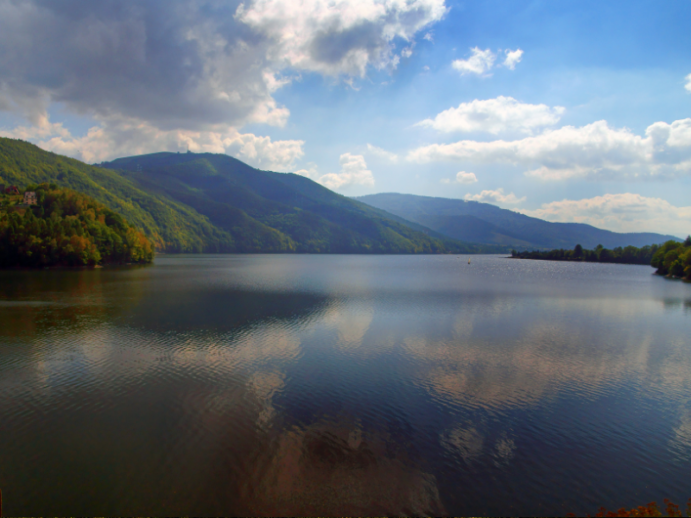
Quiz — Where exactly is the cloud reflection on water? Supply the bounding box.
[2,256,691,515]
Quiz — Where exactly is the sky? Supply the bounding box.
[1,0,690,237]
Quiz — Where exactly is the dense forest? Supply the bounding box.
[510,243,663,266]
[0,137,500,254]
[0,184,154,267]
[651,238,691,279]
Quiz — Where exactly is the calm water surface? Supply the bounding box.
[1,255,690,516]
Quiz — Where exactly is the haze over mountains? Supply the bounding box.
[0,138,493,254]
[0,137,677,254]
[356,193,679,250]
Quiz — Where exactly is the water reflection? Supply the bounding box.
[1,255,690,516]
[662,297,691,313]
[237,417,445,516]
[0,269,114,337]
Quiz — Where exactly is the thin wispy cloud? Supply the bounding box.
[452,47,523,76]
[441,171,478,184]
[465,188,525,205]
[366,144,399,163]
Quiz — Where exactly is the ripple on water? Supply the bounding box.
[1,255,690,515]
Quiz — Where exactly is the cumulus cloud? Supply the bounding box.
[519,193,691,237]
[296,153,374,189]
[685,73,691,93]
[1,115,305,170]
[452,47,496,76]
[452,47,523,76]
[0,0,447,163]
[441,171,477,184]
[502,49,523,70]
[366,143,398,162]
[408,118,691,181]
[236,0,447,77]
[0,1,290,130]
[464,188,525,205]
[417,96,564,135]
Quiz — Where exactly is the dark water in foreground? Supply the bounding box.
[1,255,690,516]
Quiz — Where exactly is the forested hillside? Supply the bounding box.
[0,138,234,252]
[356,193,680,250]
[0,184,153,267]
[0,138,498,254]
[102,151,498,254]
[652,238,691,279]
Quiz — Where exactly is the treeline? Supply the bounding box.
[0,183,154,267]
[510,243,662,265]
[0,138,492,254]
[652,238,691,279]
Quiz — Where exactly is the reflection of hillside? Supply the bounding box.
[0,268,146,338]
[121,288,329,333]
[662,297,691,313]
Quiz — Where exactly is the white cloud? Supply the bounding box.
[408,118,691,181]
[1,116,305,171]
[502,49,523,70]
[452,47,523,76]
[297,153,375,190]
[417,96,564,135]
[452,47,496,76]
[685,73,691,93]
[236,0,447,77]
[320,153,375,189]
[0,0,448,164]
[441,171,478,184]
[366,143,399,162]
[464,188,525,205]
[0,1,294,131]
[519,193,691,237]
[294,163,320,180]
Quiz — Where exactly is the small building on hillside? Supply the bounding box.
[5,186,19,195]
[24,191,37,205]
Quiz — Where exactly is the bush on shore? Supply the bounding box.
[0,183,154,267]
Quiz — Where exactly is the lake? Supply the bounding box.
[1,255,690,516]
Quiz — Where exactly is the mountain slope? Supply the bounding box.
[103,152,498,254]
[0,138,236,252]
[355,193,679,250]
[3,138,499,254]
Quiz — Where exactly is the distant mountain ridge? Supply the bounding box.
[355,193,679,250]
[0,138,500,254]
[102,152,499,254]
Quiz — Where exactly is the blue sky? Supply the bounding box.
[1,0,690,236]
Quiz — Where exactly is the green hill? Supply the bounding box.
[102,151,499,253]
[356,193,680,250]
[0,138,236,252]
[0,138,497,254]
[0,184,153,267]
